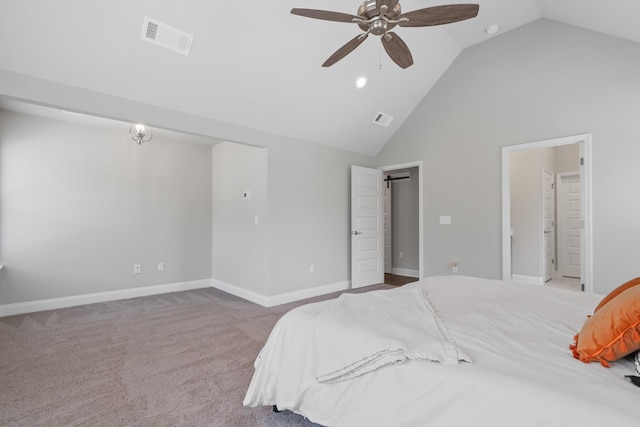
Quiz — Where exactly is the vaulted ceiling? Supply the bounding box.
[1,0,639,156]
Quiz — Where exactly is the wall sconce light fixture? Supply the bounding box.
[129,123,153,145]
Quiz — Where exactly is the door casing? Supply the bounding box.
[502,134,592,293]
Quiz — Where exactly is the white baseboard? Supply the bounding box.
[211,279,349,308]
[0,279,212,317]
[266,281,349,307]
[511,274,544,286]
[210,279,269,307]
[2,277,355,317]
[391,267,419,278]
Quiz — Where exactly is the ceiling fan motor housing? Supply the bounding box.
[357,0,401,35]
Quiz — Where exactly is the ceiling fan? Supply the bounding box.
[291,1,479,68]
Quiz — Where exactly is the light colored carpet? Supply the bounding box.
[0,284,392,426]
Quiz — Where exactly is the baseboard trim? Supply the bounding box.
[211,279,350,308]
[391,268,419,278]
[211,279,269,307]
[511,274,544,286]
[266,281,349,307]
[0,279,212,317]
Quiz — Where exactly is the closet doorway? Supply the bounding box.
[379,161,423,280]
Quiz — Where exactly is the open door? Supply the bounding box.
[351,166,383,289]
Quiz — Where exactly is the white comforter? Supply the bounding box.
[316,288,470,383]
[244,276,640,426]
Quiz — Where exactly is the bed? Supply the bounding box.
[244,275,640,426]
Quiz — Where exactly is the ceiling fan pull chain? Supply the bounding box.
[378,42,383,69]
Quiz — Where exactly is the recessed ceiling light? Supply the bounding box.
[485,24,500,35]
[356,76,367,89]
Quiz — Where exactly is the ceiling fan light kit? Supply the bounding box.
[291,1,479,69]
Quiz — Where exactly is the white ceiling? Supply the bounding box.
[1,0,639,156]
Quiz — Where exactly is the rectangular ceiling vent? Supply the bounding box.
[373,112,394,127]
[141,16,193,56]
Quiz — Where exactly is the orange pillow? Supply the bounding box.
[594,277,640,313]
[571,285,640,367]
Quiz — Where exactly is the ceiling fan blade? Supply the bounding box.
[398,4,479,27]
[381,32,413,69]
[322,33,369,67]
[291,8,361,23]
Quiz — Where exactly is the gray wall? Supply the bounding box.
[376,18,640,295]
[0,107,373,306]
[0,110,212,304]
[212,142,268,295]
[213,137,373,298]
[265,138,374,296]
[0,67,374,306]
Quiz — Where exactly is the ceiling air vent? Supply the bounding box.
[141,16,193,56]
[373,112,393,127]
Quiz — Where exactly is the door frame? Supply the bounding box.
[379,161,424,280]
[501,134,593,293]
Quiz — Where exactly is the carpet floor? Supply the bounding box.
[0,283,392,426]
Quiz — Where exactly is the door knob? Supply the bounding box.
[352,231,362,235]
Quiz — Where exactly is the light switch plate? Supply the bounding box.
[439,215,452,225]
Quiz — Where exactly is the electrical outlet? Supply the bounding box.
[451,262,458,274]
[309,265,315,274]
[133,264,141,274]
[157,262,164,272]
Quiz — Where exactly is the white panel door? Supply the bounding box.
[558,173,581,278]
[351,166,383,289]
[543,170,555,282]
[383,181,392,274]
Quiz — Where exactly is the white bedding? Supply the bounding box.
[316,288,470,383]
[244,276,640,426]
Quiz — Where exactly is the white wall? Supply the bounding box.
[0,110,212,305]
[376,18,640,294]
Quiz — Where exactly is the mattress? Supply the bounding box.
[244,275,640,426]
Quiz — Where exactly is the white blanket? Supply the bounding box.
[245,276,640,426]
[315,288,471,383]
